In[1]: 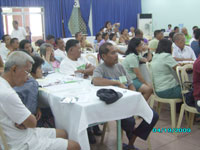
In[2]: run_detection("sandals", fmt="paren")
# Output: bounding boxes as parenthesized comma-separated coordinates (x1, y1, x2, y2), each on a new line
(123, 143, 140, 150)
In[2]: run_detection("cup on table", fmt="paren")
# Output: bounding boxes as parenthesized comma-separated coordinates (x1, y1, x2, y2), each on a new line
(75, 72, 84, 78)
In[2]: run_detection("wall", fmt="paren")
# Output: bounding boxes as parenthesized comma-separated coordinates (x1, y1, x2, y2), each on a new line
(141, 0, 200, 35)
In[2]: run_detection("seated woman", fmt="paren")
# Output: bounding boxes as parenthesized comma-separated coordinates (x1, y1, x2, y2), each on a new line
(14, 55, 55, 127)
(122, 38, 153, 100)
(94, 32, 102, 52)
(19, 39, 39, 57)
(40, 43, 60, 72)
(151, 39, 182, 99)
(109, 33, 125, 55)
(99, 32, 109, 47)
(103, 21, 112, 34)
(119, 29, 130, 45)
(80, 35, 93, 51)
(191, 29, 200, 58)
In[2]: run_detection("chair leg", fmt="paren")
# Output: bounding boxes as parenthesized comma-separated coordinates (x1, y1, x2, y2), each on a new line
(170, 102, 176, 129)
(149, 98, 155, 108)
(147, 136, 152, 150)
(177, 104, 185, 128)
(100, 123, 108, 143)
(156, 102, 162, 115)
(185, 111, 189, 125)
(189, 113, 195, 129)
(187, 113, 192, 128)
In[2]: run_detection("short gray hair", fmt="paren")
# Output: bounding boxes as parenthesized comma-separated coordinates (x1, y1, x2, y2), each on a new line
(4, 51, 34, 72)
(40, 43, 53, 57)
(173, 33, 185, 42)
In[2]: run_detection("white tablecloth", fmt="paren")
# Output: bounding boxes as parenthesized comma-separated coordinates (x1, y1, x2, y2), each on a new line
(38, 73, 153, 150)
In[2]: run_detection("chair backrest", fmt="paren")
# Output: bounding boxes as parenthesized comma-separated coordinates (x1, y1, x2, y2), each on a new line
(85, 54, 99, 67)
(0, 123, 9, 150)
(146, 62, 158, 97)
(176, 64, 193, 104)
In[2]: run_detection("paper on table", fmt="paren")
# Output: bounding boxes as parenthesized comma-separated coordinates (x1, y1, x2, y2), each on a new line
(60, 97, 79, 103)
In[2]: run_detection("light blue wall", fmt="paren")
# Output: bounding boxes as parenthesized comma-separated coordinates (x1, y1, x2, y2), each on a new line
(141, 0, 200, 35)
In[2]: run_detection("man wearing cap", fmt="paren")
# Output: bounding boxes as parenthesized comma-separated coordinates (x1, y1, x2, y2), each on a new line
(92, 42, 159, 150)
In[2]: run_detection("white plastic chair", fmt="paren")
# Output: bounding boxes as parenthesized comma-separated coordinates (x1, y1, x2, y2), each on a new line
(146, 62, 182, 129)
(85, 54, 99, 67)
(176, 64, 200, 129)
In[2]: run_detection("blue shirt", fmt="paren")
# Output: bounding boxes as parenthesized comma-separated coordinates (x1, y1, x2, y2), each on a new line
(191, 41, 200, 58)
(14, 77, 39, 114)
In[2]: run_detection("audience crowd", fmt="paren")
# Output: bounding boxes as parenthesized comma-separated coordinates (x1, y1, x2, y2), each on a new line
(0, 20, 200, 150)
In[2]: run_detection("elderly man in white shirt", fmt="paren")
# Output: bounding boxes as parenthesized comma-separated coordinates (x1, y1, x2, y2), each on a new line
(172, 33, 196, 62)
(0, 51, 80, 150)
(54, 38, 66, 61)
(11, 21, 27, 42)
(60, 39, 95, 77)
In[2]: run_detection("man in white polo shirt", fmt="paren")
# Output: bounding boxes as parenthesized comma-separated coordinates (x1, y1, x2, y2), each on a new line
(0, 51, 80, 150)
(60, 39, 95, 77)
(11, 21, 27, 42)
(172, 33, 196, 62)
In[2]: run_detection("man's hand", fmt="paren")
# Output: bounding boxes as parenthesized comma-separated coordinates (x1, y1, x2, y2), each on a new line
(117, 82, 127, 89)
(75, 70, 84, 74)
(36, 108, 42, 121)
(15, 123, 26, 130)
(140, 57, 148, 63)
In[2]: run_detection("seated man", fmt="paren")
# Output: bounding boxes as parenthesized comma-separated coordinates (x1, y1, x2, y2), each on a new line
(54, 38, 66, 61)
(0, 34, 11, 62)
(0, 51, 80, 150)
(6, 38, 19, 56)
(92, 42, 159, 149)
(149, 30, 163, 52)
(60, 39, 95, 77)
(173, 33, 196, 62)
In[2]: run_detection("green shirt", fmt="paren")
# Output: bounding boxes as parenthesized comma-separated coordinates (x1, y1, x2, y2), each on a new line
(151, 53, 179, 92)
(149, 38, 159, 51)
(122, 53, 140, 80)
(185, 34, 192, 45)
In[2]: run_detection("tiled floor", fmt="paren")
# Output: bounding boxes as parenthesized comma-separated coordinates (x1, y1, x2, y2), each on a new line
(90, 104, 200, 150)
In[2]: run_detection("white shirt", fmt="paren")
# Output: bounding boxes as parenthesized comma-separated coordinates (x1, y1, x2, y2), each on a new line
(60, 55, 89, 75)
(0, 43, 10, 62)
(0, 77, 34, 149)
(11, 27, 27, 42)
(172, 44, 196, 61)
(129, 32, 135, 37)
(54, 49, 67, 61)
(108, 40, 117, 46)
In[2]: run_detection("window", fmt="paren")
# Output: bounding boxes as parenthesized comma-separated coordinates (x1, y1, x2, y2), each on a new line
(2, 7, 45, 41)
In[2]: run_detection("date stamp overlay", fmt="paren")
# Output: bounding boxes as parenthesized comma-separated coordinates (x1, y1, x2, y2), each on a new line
(152, 128, 191, 133)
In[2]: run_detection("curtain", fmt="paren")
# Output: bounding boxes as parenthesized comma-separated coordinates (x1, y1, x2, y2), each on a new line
(92, 0, 141, 35)
(0, 0, 63, 39)
(0, 7, 4, 39)
(79, 0, 91, 36)
(62, 0, 74, 37)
